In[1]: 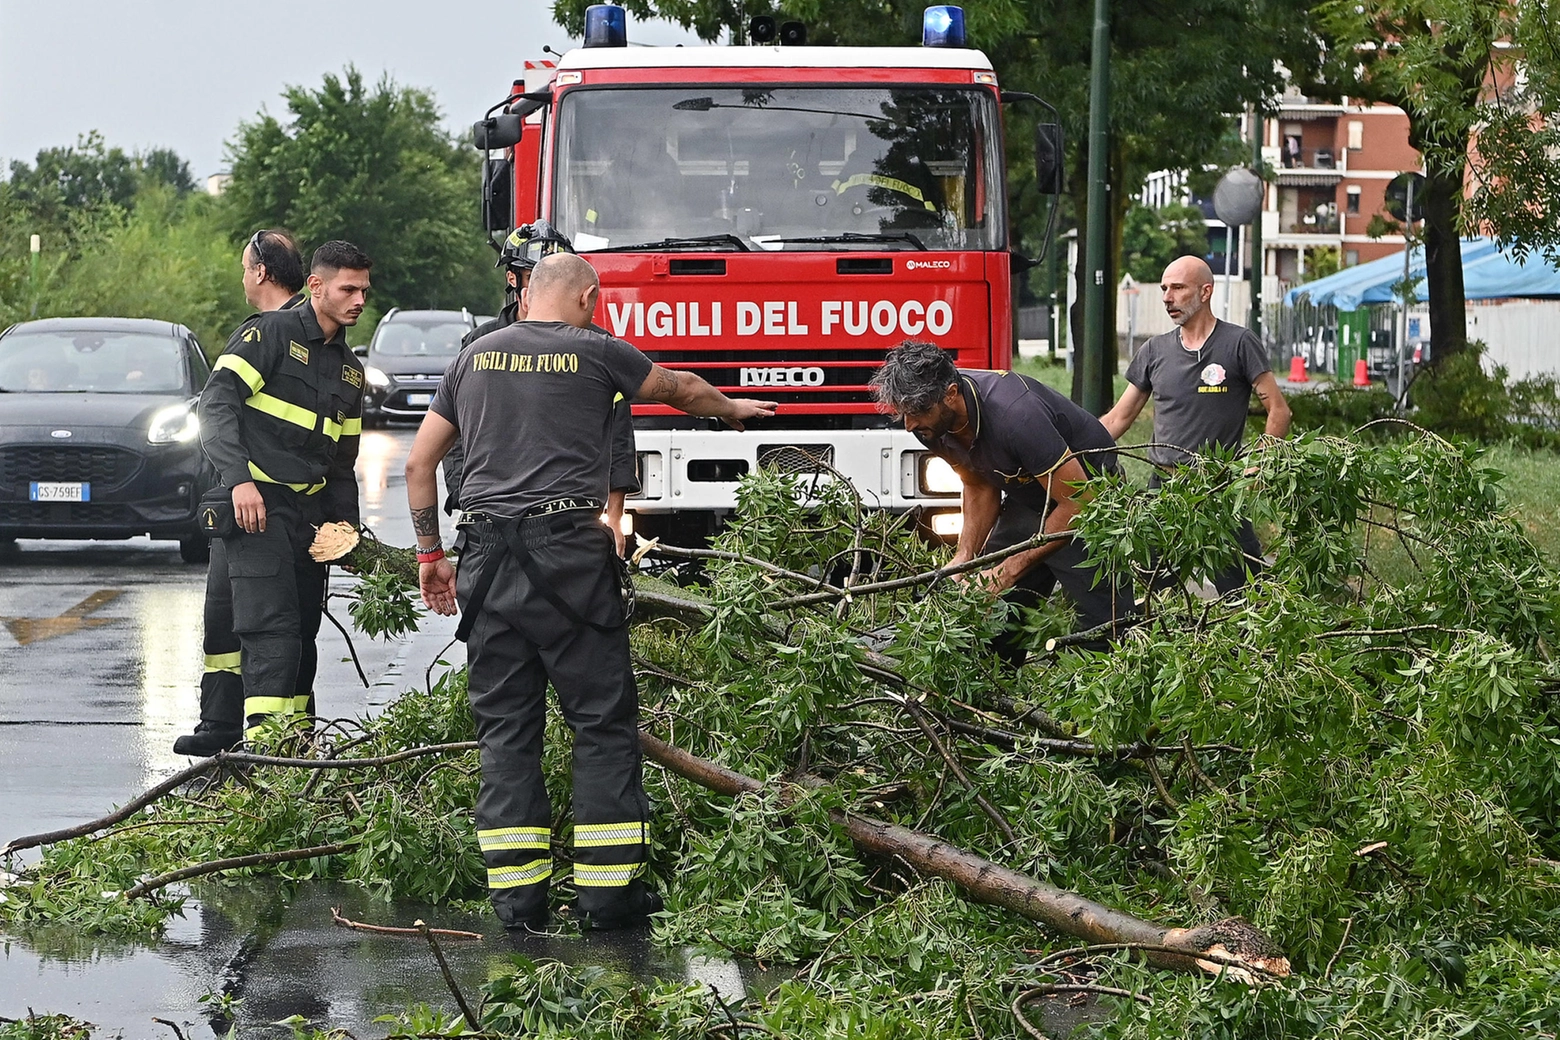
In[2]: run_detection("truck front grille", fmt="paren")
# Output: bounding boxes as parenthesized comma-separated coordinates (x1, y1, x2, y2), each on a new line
(643, 346, 885, 406)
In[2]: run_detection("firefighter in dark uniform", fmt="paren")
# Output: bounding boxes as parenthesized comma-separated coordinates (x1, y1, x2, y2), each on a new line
(196, 240, 372, 743)
(871, 339, 1135, 664)
(445, 222, 640, 553)
(405, 253, 776, 931)
(175, 229, 312, 756)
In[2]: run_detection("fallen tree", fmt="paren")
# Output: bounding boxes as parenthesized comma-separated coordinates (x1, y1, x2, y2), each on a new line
(4, 427, 1560, 1038)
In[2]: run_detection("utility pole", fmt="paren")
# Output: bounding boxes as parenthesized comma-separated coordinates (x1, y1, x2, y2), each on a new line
(1248, 106, 1264, 336)
(1079, 0, 1111, 413)
(29, 234, 40, 317)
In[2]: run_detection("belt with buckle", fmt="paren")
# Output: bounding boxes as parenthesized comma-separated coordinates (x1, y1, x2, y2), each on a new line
(458, 497, 602, 529)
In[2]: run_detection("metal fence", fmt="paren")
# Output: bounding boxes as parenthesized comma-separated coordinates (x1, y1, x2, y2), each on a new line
(1267, 299, 1401, 377)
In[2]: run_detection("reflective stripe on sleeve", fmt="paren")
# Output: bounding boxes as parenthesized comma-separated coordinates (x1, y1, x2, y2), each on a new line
(320, 416, 362, 442)
(247, 462, 327, 495)
(573, 821, 648, 848)
(292, 694, 312, 714)
(203, 651, 242, 674)
(479, 826, 550, 853)
(573, 861, 646, 887)
(214, 354, 265, 394)
(246, 392, 318, 432)
(488, 859, 552, 889)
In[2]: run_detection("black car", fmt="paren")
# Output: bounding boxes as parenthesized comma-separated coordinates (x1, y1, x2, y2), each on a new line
(0, 317, 215, 562)
(361, 308, 477, 423)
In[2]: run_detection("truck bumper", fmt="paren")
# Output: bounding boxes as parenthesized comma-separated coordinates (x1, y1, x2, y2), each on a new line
(624, 428, 962, 515)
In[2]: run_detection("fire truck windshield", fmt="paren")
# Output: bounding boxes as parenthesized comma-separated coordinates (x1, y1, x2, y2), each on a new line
(552, 86, 1003, 253)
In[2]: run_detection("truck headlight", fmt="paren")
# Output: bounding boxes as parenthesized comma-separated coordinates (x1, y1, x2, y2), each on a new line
(365, 366, 391, 389)
(919, 455, 962, 496)
(148, 403, 199, 444)
(928, 511, 963, 537)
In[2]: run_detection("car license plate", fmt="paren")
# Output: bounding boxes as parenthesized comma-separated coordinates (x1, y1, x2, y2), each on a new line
(406, 393, 434, 406)
(30, 482, 90, 502)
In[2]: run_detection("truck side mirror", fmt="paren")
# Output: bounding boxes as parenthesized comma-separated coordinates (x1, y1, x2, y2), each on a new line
(1034, 123, 1064, 195)
(482, 157, 513, 236)
(473, 113, 523, 151)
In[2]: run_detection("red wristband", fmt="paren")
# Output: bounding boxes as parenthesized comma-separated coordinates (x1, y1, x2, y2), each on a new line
(416, 548, 445, 564)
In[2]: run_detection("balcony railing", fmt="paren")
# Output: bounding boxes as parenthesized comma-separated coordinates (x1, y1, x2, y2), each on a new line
(1283, 215, 1341, 235)
(1279, 147, 1340, 170)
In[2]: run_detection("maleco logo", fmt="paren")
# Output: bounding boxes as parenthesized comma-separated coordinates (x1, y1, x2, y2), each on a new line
(740, 366, 826, 387)
(905, 259, 952, 271)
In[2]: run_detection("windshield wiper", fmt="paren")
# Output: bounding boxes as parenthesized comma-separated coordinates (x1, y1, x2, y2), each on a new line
(588, 235, 751, 253)
(763, 232, 927, 251)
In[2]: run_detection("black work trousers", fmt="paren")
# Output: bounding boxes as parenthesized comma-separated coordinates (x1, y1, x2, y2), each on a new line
(457, 511, 648, 927)
(196, 536, 321, 733)
(984, 500, 1136, 665)
(216, 485, 326, 735)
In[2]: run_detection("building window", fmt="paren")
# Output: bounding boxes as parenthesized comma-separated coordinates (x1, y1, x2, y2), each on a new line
(1346, 186, 1361, 214)
(1348, 120, 1364, 150)
(1345, 249, 1360, 267)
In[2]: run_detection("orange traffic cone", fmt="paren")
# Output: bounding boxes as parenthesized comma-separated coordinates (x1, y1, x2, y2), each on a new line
(1353, 359, 1370, 386)
(1288, 355, 1308, 383)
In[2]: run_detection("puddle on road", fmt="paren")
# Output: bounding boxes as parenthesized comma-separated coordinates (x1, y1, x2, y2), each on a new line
(1, 879, 750, 1038)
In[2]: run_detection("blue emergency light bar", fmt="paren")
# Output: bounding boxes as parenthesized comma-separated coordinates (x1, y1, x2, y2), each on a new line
(584, 4, 628, 48)
(922, 5, 967, 48)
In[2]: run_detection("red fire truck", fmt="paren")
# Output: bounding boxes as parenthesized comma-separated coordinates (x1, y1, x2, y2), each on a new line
(473, 5, 1060, 545)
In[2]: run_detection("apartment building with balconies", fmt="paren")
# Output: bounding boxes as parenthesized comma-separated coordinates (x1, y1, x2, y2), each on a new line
(1263, 91, 1422, 286)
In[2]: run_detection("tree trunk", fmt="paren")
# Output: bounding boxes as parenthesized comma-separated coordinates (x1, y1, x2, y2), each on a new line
(639, 730, 1290, 980)
(1419, 154, 1470, 362)
(1399, 56, 1485, 365)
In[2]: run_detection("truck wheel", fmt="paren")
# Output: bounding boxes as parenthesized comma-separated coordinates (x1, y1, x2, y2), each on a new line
(179, 535, 211, 565)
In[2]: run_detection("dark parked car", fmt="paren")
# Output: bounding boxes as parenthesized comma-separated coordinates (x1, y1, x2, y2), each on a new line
(361, 308, 477, 423)
(0, 317, 215, 562)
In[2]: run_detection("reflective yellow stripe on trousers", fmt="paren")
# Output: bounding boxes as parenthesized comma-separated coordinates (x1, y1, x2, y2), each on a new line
(573, 862, 646, 887)
(488, 859, 552, 889)
(203, 651, 242, 674)
(479, 826, 550, 853)
(573, 821, 648, 848)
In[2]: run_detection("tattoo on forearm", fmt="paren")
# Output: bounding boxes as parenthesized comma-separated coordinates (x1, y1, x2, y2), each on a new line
(411, 505, 440, 538)
(652, 368, 679, 400)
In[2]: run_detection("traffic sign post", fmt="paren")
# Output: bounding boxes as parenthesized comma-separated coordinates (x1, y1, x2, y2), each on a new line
(1389, 173, 1424, 409)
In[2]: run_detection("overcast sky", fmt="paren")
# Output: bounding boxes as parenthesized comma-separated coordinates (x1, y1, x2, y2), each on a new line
(0, 1, 708, 181)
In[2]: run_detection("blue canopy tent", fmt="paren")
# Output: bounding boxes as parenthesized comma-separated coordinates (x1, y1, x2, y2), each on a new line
(1284, 237, 1560, 312)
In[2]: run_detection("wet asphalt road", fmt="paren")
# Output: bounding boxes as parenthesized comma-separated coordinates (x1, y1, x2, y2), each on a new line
(0, 426, 745, 1036)
(0, 428, 454, 849)
(0, 426, 493, 1035)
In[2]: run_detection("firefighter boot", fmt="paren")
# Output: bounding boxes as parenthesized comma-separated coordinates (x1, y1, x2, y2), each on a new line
(575, 879, 664, 932)
(493, 886, 552, 933)
(172, 722, 242, 757)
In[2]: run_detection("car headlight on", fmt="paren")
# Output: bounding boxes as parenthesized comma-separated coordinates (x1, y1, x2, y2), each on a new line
(365, 366, 391, 389)
(919, 454, 962, 496)
(148, 403, 200, 444)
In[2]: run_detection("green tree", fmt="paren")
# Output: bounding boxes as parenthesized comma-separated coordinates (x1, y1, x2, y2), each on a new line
(553, 0, 1320, 407)
(0, 137, 224, 336)
(1315, 0, 1560, 364)
(5, 132, 193, 226)
(1121, 202, 1208, 283)
(223, 67, 500, 315)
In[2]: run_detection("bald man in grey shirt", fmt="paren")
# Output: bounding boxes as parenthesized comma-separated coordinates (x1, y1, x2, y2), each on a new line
(1102, 255, 1291, 592)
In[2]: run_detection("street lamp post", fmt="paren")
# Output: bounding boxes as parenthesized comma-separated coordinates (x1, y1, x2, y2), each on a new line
(1079, 0, 1112, 414)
